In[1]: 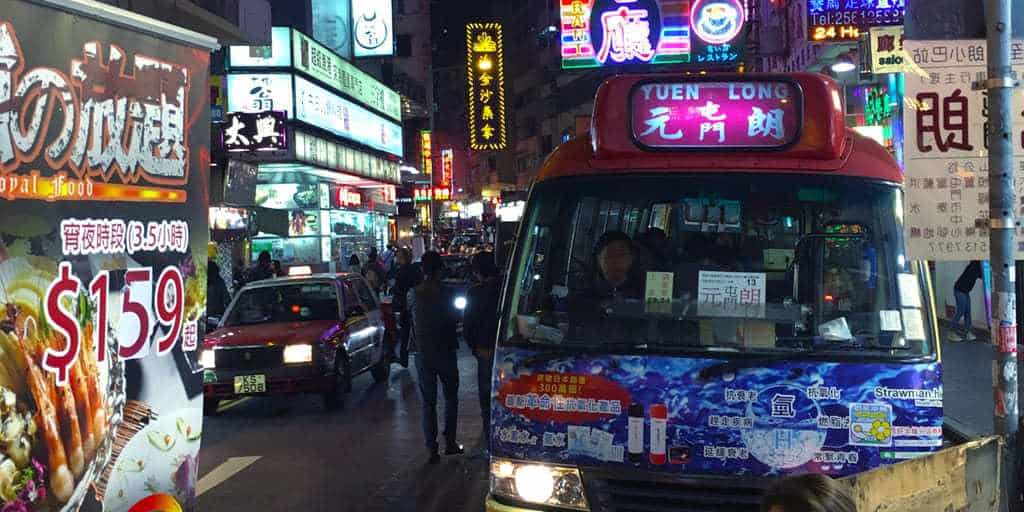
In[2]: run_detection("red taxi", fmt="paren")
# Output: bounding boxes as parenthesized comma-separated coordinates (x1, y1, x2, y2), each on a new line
(201, 273, 391, 413)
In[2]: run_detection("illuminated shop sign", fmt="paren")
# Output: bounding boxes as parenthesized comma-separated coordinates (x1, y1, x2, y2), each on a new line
(630, 80, 802, 150)
(808, 0, 904, 43)
(559, 0, 746, 69)
(229, 26, 292, 67)
(352, 0, 394, 57)
(227, 74, 403, 158)
(420, 130, 433, 175)
(440, 149, 454, 197)
(467, 23, 507, 150)
(223, 111, 288, 152)
(869, 26, 905, 74)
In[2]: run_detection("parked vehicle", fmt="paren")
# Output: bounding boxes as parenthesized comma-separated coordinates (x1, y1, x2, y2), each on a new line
(202, 273, 391, 413)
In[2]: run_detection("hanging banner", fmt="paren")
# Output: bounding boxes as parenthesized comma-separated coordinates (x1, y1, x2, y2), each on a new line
(903, 39, 1024, 260)
(467, 23, 507, 150)
(0, 0, 213, 510)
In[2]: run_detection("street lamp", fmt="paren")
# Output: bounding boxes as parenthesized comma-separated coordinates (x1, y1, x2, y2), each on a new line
(831, 52, 857, 73)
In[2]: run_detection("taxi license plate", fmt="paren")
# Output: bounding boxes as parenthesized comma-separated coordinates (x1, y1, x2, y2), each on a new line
(233, 374, 266, 394)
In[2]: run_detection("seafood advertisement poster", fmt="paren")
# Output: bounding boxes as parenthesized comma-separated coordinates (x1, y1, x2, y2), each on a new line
(0, 1, 211, 510)
(493, 348, 943, 478)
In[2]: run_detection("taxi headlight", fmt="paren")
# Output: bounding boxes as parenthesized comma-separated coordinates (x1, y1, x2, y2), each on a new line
(454, 296, 467, 310)
(490, 458, 587, 510)
(283, 344, 313, 364)
(200, 349, 216, 369)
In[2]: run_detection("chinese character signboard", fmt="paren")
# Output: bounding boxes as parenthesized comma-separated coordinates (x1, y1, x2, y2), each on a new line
(903, 39, 1024, 260)
(631, 80, 802, 149)
(0, 1, 213, 509)
(467, 23, 507, 151)
(224, 111, 288, 152)
(560, 0, 746, 69)
(351, 0, 394, 57)
(440, 149, 454, 197)
(697, 271, 767, 318)
(421, 130, 433, 175)
(808, 0, 904, 42)
(869, 26, 905, 74)
(312, 0, 353, 60)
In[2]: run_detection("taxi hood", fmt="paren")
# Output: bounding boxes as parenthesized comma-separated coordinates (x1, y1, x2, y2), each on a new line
(204, 320, 341, 348)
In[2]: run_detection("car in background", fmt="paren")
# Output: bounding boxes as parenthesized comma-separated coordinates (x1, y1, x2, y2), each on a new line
(201, 273, 390, 413)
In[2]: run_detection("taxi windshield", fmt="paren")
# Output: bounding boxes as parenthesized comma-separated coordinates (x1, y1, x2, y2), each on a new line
(225, 282, 339, 326)
(504, 174, 933, 358)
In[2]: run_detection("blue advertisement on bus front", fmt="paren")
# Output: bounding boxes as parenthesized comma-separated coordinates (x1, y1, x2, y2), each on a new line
(491, 348, 942, 477)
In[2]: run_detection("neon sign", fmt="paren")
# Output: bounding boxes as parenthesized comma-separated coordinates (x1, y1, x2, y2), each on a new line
(420, 130, 432, 175)
(630, 80, 802, 150)
(691, 0, 745, 45)
(559, 0, 745, 69)
(807, 0, 904, 43)
(467, 23, 507, 150)
(440, 149, 454, 198)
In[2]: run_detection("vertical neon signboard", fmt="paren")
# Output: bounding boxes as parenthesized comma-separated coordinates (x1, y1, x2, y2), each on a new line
(420, 130, 433, 175)
(560, 0, 745, 69)
(467, 23, 507, 150)
(440, 149, 454, 198)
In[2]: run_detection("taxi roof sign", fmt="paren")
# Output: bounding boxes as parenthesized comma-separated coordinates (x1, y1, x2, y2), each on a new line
(593, 73, 848, 162)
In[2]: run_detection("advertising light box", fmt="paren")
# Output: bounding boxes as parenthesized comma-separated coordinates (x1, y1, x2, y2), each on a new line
(225, 73, 295, 115)
(229, 26, 293, 67)
(352, 0, 394, 57)
(560, 0, 746, 69)
(808, 0, 904, 43)
(630, 80, 802, 150)
(294, 76, 403, 157)
(312, 0, 353, 60)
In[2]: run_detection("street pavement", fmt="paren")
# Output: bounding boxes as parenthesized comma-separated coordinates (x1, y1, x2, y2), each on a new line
(941, 322, 999, 439)
(197, 350, 490, 512)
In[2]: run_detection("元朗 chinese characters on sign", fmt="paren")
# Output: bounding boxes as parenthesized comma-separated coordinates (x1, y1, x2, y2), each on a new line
(466, 23, 507, 151)
(903, 40, 1024, 260)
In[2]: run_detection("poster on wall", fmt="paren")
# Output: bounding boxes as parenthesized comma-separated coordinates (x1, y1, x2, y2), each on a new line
(559, 0, 747, 69)
(903, 40, 1024, 260)
(351, 0, 394, 57)
(0, 1, 213, 510)
(312, 0, 353, 60)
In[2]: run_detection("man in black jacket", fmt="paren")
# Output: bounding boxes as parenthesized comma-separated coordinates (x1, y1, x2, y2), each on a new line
(408, 251, 462, 463)
(392, 247, 422, 366)
(463, 251, 501, 442)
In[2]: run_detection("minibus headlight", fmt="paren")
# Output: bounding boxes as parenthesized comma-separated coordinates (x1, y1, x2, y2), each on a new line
(490, 458, 588, 510)
(200, 349, 216, 369)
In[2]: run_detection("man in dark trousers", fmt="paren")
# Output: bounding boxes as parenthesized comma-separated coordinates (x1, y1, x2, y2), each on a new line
(407, 251, 463, 463)
(952, 260, 982, 341)
(392, 247, 422, 366)
(463, 251, 501, 450)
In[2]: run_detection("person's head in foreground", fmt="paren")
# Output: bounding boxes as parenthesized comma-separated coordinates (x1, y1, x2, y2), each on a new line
(760, 473, 855, 512)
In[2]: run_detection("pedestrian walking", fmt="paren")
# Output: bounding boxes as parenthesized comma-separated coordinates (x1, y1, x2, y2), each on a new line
(207, 261, 229, 318)
(244, 251, 275, 284)
(463, 251, 500, 448)
(407, 251, 463, 463)
(347, 253, 362, 273)
(382, 244, 396, 274)
(760, 473, 855, 512)
(392, 247, 422, 366)
(272, 260, 285, 278)
(951, 260, 982, 341)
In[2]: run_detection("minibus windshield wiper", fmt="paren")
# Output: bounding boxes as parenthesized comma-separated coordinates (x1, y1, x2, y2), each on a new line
(697, 348, 815, 381)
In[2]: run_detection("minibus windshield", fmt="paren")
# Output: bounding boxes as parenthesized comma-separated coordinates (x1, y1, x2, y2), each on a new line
(504, 174, 933, 358)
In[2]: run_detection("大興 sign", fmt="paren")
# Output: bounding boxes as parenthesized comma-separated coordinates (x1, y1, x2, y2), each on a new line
(0, 0, 213, 509)
(630, 80, 802, 150)
(224, 111, 288, 152)
(903, 39, 1024, 260)
(559, 0, 746, 69)
(807, 0, 904, 43)
(869, 26, 905, 74)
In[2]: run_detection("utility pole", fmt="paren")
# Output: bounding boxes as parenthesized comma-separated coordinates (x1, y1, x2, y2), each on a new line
(985, 0, 1021, 509)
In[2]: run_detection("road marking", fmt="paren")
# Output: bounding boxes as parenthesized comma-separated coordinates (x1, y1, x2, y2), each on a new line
(196, 456, 262, 496)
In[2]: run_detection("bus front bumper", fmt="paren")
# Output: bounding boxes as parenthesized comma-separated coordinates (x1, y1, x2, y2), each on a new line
(485, 496, 544, 512)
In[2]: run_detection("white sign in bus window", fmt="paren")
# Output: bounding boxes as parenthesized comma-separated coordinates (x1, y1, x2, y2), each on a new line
(697, 271, 766, 318)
